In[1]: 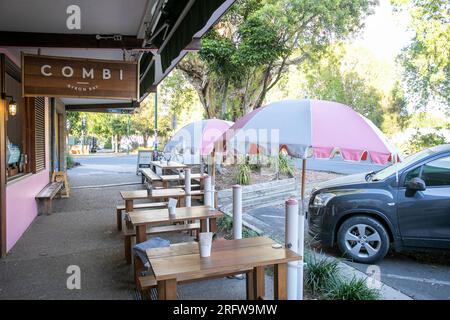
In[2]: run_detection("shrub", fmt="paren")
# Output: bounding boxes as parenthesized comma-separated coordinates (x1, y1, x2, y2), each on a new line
(216, 214, 259, 239)
(236, 163, 251, 185)
(305, 251, 340, 296)
(66, 154, 75, 169)
(324, 277, 380, 300)
(278, 153, 295, 177)
(305, 250, 380, 300)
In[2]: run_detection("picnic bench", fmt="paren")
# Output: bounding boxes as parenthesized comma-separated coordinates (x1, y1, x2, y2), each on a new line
(124, 206, 222, 264)
(116, 202, 167, 231)
(139, 168, 162, 186)
(139, 237, 302, 300)
(35, 182, 63, 215)
(123, 222, 201, 264)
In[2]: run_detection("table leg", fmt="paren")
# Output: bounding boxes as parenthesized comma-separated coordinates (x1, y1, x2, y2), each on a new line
(136, 225, 147, 244)
(157, 279, 177, 300)
(209, 218, 217, 233)
(200, 219, 208, 233)
(253, 266, 265, 300)
(273, 263, 287, 300)
(125, 200, 133, 213)
(246, 271, 255, 300)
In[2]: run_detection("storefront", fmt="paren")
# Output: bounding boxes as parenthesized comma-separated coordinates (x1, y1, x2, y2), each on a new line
(1, 52, 52, 255)
(0, 0, 236, 256)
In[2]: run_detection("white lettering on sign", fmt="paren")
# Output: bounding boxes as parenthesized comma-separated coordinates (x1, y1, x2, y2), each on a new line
(66, 5, 81, 30)
(103, 68, 111, 80)
(62, 66, 74, 78)
(82, 68, 94, 79)
(41, 65, 52, 76)
(39, 65, 124, 80)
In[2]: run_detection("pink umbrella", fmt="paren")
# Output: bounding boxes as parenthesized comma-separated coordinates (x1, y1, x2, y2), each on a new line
(164, 119, 233, 164)
(221, 99, 398, 199)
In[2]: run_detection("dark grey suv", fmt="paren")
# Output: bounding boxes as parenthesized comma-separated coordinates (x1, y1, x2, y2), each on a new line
(308, 144, 450, 263)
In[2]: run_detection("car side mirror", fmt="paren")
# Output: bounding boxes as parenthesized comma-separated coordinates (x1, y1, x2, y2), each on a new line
(405, 177, 426, 192)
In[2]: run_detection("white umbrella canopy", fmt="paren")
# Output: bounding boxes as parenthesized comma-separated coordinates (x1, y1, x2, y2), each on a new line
(164, 119, 234, 164)
(222, 99, 398, 164)
(219, 99, 399, 200)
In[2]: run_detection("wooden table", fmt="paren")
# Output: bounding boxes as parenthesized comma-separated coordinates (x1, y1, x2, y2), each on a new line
(120, 188, 187, 213)
(150, 160, 187, 175)
(160, 173, 209, 188)
(129, 205, 223, 244)
(146, 237, 302, 300)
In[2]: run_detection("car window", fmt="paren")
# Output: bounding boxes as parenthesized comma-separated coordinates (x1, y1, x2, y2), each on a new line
(404, 166, 421, 185)
(421, 156, 450, 187)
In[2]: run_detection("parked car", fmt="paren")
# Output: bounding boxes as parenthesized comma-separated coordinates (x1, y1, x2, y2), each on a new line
(308, 144, 450, 263)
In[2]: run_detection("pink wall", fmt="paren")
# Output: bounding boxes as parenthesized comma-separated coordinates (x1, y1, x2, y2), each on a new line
(5, 99, 50, 252)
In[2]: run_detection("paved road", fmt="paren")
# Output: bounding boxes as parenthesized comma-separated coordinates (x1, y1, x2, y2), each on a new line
(247, 204, 450, 300)
(68, 154, 140, 187)
(293, 156, 386, 174)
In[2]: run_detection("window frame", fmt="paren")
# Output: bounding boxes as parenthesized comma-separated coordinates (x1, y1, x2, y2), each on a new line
(401, 153, 450, 189)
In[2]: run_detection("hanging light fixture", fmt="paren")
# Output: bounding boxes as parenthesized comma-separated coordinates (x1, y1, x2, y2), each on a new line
(8, 99, 17, 116)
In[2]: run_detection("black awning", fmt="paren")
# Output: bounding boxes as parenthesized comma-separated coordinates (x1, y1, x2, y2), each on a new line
(139, 0, 233, 100)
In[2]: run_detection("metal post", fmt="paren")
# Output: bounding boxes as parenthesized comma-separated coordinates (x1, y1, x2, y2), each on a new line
(184, 168, 191, 207)
(153, 90, 158, 150)
(285, 198, 299, 300)
(204, 176, 212, 232)
(232, 185, 243, 240)
(297, 158, 307, 300)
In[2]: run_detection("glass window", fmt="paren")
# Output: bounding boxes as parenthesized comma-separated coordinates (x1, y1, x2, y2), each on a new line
(404, 166, 421, 185)
(421, 156, 450, 187)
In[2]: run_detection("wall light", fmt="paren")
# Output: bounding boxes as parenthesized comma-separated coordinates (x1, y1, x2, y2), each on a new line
(8, 100, 17, 116)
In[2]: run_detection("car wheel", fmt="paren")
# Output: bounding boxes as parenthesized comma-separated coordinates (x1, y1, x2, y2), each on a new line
(337, 216, 389, 264)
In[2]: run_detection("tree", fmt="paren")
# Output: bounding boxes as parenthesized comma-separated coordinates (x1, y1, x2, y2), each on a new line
(299, 46, 385, 126)
(407, 130, 447, 154)
(178, 0, 377, 120)
(393, 0, 450, 111)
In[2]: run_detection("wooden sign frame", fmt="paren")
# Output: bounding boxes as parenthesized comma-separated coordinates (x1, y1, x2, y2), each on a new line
(22, 53, 139, 100)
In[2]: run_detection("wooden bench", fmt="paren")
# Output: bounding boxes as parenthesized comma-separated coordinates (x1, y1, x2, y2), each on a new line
(123, 223, 201, 264)
(116, 202, 167, 231)
(35, 182, 63, 215)
(140, 168, 162, 185)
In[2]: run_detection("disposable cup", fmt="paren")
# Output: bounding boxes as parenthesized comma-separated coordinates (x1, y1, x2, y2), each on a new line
(198, 232, 213, 258)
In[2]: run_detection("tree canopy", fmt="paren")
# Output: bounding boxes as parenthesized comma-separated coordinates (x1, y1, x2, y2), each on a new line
(393, 0, 450, 111)
(179, 0, 378, 120)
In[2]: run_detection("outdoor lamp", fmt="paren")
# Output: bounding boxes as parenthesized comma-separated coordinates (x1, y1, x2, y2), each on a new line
(8, 100, 17, 116)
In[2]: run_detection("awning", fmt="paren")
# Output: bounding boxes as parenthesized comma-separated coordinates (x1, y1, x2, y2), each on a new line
(0, 0, 235, 109)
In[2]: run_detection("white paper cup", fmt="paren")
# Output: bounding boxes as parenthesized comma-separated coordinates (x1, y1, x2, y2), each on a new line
(198, 232, 213, 258)
(168, 206, 176, 218)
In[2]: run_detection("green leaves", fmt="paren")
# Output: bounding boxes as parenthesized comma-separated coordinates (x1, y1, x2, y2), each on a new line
(394, 0, 450, 111)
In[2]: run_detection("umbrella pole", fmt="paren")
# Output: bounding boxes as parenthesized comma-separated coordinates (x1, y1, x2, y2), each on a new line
(211, 148, 216, 209)
(300, 159, 306, 201)
(297, 158, 306, 300)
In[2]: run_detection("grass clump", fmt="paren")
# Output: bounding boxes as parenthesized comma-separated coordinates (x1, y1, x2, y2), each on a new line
(325, 277, 380, 300)
(235, 163, 251, 185)
(216, 214, 259, 239)
(305, 250, 380, 300)
(305, 251, 340, 296)
(277, 153, 295, 177)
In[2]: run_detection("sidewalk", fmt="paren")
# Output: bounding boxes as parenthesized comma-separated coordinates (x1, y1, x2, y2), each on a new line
(0, 180, 271, 299)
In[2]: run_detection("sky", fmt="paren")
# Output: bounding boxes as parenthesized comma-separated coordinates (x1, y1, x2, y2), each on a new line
(355, 0, 413, 63)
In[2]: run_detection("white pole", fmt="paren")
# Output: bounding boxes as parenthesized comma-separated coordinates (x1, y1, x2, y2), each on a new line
(285, 198, 299, 300)
(204, 175, 212, 232)
(232, 185, 243, 240)
(184, 168, 191, 207)
(297, 158, 306, 300)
